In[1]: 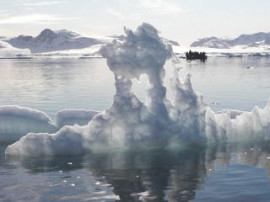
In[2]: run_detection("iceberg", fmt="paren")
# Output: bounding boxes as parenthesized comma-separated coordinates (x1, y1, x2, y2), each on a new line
(5, 23, 270, 157)
(6, 126, 86, 156)
(206, 102, 270, 143)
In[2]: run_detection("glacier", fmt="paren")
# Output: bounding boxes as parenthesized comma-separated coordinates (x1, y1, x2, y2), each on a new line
(4, 23, 270, 157)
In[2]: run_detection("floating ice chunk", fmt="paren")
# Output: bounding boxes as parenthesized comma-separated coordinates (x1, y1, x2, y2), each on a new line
(55, 109, 99, 129)
(0, 105, 56, 142)
(206, 102, 270, 142)
(5, 125, 86, 157)
(0, 106, 99, 143)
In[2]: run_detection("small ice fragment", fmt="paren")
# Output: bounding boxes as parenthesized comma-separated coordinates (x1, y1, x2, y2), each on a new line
(76, 176, 81, 179)
(70, 183, 75, 187)
(58, 170, 63, 173)
(267, 157, 270, 160)
(181, 190, 191, 196)
(95, 181, 101, 185)
(63, 180, 67, 183)
(250, 148, 254, 151)
(210, 102, 221, 106)
(101, 183, 111, 187)
(67, 162, 72, 165)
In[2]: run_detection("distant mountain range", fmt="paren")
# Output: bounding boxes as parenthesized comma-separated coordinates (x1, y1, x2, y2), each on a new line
(0, 29, 180, 54)
(4, 29, 107, 53)
(191, 32, 270, 49)
(0, 29, 269, 58)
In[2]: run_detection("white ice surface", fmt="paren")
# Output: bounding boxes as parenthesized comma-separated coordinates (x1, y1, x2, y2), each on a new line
(0, 106, 100, 143)
(56, 109, 99, 129)
(0, 105, 56, 142)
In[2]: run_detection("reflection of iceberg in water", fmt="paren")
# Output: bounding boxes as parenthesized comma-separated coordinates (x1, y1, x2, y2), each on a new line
(4, 23, 270, 157)
(8, 143, 270, 201)
(10, 149, 207, 201)
(85, 150, 207, 201)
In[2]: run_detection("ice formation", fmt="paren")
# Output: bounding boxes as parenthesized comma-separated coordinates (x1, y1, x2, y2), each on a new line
(0, 106, 100, 143)
(5, 23, 270, 157)
(55, 109, 99, 129)
(6, 126, 86, 156)
(0, 105, 56, 142)
(206, 102, 270, 143)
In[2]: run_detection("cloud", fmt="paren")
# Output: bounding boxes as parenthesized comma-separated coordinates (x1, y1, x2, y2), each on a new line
(0, 10, 11, 17)
(106, 8, 139, 21)
(0, 14, 78, 24)
(106, 0, 189, 21)
(23, 1, 64, 6)
(141, 0, 189, 15)
(106, 8, 125, 19)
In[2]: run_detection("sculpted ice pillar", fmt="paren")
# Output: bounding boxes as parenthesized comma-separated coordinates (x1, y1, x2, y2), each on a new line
(101, 23, 172, 121)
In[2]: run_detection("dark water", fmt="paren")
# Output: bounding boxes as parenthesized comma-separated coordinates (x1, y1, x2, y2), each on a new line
(1, 143, 270, 201)
(0, 57, 270, 201)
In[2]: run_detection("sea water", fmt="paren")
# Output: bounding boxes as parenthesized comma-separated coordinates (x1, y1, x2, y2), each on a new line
(1, 57, 270, 201)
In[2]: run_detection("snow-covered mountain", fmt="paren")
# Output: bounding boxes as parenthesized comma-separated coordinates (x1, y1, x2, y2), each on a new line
(228, 32, 270, 47)
(191, 32, 270, 49)
(0, 29, 180, 58)
(190, 37, 230, 49)
(0, 38, 31, 58)
(1, 29, 269, 58)
(4, 29, 106, 53)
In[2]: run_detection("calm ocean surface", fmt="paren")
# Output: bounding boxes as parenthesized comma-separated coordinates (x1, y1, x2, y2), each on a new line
(0, 57, 270, 201)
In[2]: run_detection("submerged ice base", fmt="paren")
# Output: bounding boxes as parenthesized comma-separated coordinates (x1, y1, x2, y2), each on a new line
(4, 23, 270, 157)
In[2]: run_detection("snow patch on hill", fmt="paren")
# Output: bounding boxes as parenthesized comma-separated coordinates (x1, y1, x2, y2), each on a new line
(191, 32, 270, 50)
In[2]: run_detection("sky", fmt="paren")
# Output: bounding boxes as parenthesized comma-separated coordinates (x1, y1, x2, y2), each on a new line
(0, 0, 269, 46)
